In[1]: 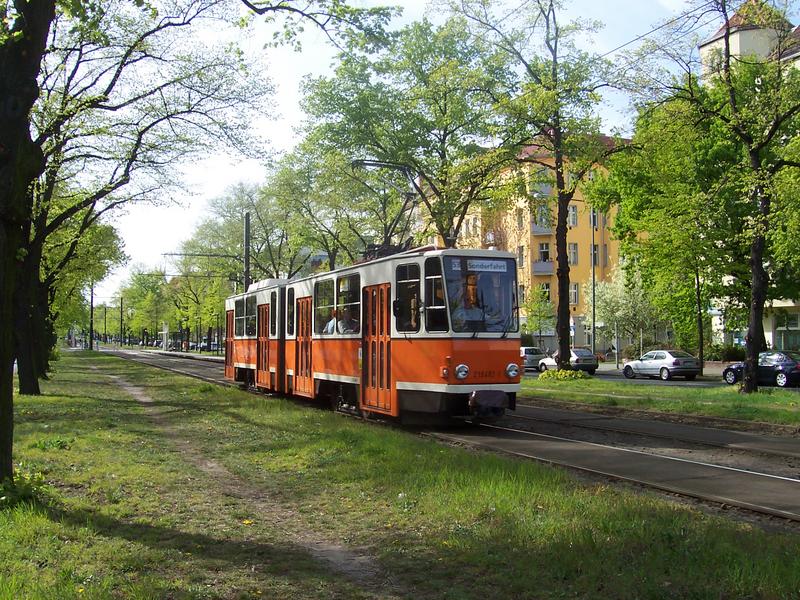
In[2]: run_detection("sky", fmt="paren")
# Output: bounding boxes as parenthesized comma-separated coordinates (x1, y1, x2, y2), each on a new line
(93, 0, 707, 302)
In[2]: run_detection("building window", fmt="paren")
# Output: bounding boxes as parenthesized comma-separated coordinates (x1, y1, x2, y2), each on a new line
(568, 204, 578, 227)
(517, 245, 525, 266)
(569, 282, 579, 305)
(540, 282, 550, 301)
(516, 208, 524, 230)
(591, 244, 598, 266)
(519, 284, 526, 303)
(536, 204, 550, 228)
(538, 242, 550, 262)
(568, 242, 578, 265)
(472, 216, 479, 236)
(590, 208, 598, 229)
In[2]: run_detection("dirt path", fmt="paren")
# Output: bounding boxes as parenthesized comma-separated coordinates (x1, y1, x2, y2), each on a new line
(100, 369, 406, 599)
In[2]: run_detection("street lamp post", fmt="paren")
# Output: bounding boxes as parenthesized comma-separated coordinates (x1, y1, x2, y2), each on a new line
(591, 209, 596, 356)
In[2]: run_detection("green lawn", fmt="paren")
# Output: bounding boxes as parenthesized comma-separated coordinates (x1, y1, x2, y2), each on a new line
(3, 351, 800, 598)
(521, 374, 800, 425)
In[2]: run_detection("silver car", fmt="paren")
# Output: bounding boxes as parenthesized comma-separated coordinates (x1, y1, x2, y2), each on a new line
(538, 347, 598, 375)
(520, 346, 547, 371)
(623, 349, 700, 381)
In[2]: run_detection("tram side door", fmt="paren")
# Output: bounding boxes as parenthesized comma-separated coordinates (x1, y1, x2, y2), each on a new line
(361, 283, 391, 412)
(295, 297, 313, 396)
(256, 304, 269, 388)
(224, 310, 234, 379)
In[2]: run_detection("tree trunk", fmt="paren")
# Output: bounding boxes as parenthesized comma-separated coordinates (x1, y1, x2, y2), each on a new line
(0, 1, 56, 481)
(742, 230, 768, 393)
(14, 225, 49, 395)
(554, 186, 571, 370)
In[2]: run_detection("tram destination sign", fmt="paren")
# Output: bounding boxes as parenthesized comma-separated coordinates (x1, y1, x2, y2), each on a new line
(466, 259, 507, 272)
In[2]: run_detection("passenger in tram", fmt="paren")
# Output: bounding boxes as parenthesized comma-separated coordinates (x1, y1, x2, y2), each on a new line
(323, 309, 338, 334)
(337, 307, 359, 334)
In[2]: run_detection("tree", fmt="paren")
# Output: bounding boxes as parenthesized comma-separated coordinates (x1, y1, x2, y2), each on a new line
(585, 268, 665, 356)
(14, 0, 272, 396)
(628, 0, 800, 392)
(303, 16, 512, 247)
(455, 0, 629, 370)
(521, 288, 555, 349)
(0, 0, 394, 484)
(590, 100, 749, 366)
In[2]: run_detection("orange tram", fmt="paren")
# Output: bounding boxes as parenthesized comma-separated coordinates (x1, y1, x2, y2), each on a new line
(224, 247, 522, 422)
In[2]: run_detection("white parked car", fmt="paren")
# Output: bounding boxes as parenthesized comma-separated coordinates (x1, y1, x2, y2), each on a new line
(623, 349, 700, 381)
(520, 346, 548, 370)
(538, 347, 598, 375)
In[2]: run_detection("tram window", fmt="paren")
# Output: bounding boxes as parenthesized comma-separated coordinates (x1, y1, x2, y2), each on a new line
(287, 288, 295, 335)
(270, 291, 277, 336)
(395, 263, 420, 332)
(245, 295, 257, 336)
(314, 279, 335, 335)
(424, 257, 448, 332)
(234, 298, 245, 337)
(337, 274, 360, 334)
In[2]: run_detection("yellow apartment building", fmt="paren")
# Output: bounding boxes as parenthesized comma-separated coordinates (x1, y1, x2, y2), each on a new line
(452, 157, 620, 352)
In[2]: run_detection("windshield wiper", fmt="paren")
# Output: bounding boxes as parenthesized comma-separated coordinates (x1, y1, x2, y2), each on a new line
(500, 305, 518, 339)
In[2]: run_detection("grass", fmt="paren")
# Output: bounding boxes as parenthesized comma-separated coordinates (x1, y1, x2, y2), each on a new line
(520, 374, 800, 426)
(3, 351, 800, 598)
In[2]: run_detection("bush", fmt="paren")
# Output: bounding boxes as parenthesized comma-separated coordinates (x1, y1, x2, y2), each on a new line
(538, 368, 589, 381)
(706, 344, 745, 362)
(0, 466, 46, 510)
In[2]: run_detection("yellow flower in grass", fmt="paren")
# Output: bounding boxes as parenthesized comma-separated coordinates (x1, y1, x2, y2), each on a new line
(242, 519, 254, 525)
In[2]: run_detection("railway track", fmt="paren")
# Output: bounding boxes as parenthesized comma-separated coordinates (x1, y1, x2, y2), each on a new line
(106, 348, 800, 523)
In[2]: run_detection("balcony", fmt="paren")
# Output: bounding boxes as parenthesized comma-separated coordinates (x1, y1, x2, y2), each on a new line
(532, 222, 552, 235)
(532, 260, 554, 275)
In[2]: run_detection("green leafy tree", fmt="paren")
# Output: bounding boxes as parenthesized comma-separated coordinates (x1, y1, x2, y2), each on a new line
(303, 16, 512, 247)
(13, 0, 272, 395)
(455, 0, 629, 370)
(628, 0, 800, 392)
(0, 0, 394, 485)
(591, 100, 747, 365)
(521, 289, 555, 350)
(584, 268, 665, 357)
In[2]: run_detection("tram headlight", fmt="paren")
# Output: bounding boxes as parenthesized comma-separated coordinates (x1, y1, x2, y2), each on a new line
(506, 363, 520, 378)
(455, 363, 469, 380)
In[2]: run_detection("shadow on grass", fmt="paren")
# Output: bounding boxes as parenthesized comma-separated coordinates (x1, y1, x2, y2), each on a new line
(44, 503, 338, 584)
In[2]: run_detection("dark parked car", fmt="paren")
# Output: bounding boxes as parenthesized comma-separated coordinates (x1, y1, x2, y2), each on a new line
(722, 351, 800, 388)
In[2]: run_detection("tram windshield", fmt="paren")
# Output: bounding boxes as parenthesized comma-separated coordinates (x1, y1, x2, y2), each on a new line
(442, 256, 519, 333)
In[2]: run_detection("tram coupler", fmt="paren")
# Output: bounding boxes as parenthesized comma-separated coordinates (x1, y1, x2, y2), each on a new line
(468, 390, 509, 419)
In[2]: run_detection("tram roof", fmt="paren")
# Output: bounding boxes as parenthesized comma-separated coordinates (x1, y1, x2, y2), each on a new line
(231, 246, 516, 299)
